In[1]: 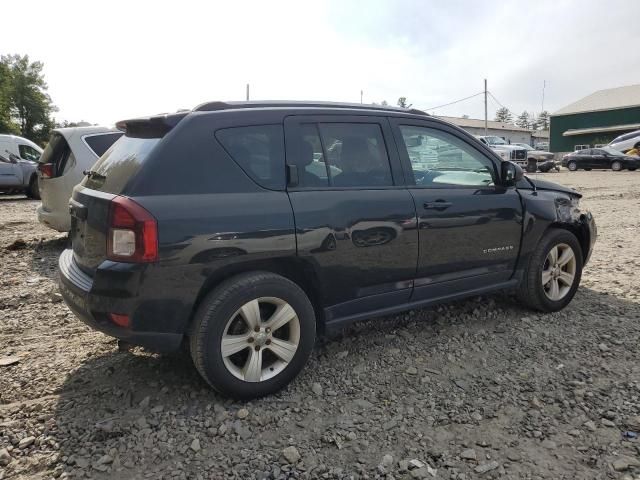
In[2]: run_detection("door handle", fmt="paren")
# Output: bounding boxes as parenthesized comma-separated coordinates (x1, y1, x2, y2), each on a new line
(424, 200, 452, 210)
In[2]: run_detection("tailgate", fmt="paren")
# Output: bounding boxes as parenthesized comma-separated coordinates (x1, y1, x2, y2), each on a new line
(69, 186, 115, 274)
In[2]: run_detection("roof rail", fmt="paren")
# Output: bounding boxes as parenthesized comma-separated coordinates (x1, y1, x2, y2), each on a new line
(193, 100, 428, 116)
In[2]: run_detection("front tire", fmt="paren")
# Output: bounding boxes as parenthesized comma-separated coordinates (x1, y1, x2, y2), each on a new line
(190, 272, 316, 399)
(567, 161, 578, 171)
(611, 160, 622, 171)
(517, 229, 583, 312)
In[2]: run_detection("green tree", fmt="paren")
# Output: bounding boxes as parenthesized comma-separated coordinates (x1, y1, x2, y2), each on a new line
(515, 111, 530, 129)
(1, 54, 56, 145)
(397, 97, 412, 108)
(536, 110, 549, 130)
(0, 61, 19, 134)
(494, 107, 513, 123)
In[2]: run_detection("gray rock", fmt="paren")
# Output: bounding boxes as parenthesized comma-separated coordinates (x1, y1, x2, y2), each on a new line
(460, 448, 477, 461)
(97, 454, 113, 465)
(598, 343, 610, 352)
(138, 396, 150, 408)
(583, 420, 596, 432)
(0, 448, 12, 466)
(236, 408, 249, 419)
(75, 457, 89, 469)
(406, 366, 418, 375)
(380, 454, 394, 467)
(18, 436, 35, 449)
(408, 459, 426, 469)
(312, 383, 323, 396)
(601, 418, 616, 427)
(190, 438, 201, 452)
(282, 446, 301, 464)
(474, 461, 499, 473)
(506, 450, 521, 462)
(541, 439, 556, 449)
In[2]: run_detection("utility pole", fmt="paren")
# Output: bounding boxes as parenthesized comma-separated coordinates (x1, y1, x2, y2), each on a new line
(246, 84, 250, 101)
(360, 90, 363, 104)
(541, 80, 546, 112)
(484, 79, 488, 136)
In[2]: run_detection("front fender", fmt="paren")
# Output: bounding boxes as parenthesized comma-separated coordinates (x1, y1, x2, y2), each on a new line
(515, 188, 595, 278)
(19, 161, 37, 186)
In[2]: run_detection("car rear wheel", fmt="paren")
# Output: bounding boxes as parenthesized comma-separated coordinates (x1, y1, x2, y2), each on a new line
(190, 272, 316, 399)
(26, 176, 40, 200)
(567, 161, 578, 171)
(611, 160, 623, 171)
(517, 229, 583, 312)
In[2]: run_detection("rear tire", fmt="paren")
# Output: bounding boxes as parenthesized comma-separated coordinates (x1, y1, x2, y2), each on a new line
(611, 160, 622, 171)
(517, 229, 583, 312)
(26, 176, 40, 200)
(567, 161, 578, 171)
(189, 272, 316, 399)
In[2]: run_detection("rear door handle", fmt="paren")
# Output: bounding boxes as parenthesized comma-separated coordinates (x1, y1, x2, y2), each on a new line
(424, 200, 452, 210)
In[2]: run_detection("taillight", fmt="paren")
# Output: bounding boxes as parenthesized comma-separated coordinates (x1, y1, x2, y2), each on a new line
(107, 196, 158, 263)
(38, 163, 54, 179)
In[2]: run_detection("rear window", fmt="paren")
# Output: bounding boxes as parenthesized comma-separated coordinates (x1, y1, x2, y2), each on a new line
(215, 125, 285, 190)
(83, 132, 124, 157)
(82, 136, 160, 193)
(40, 133, 73, 175)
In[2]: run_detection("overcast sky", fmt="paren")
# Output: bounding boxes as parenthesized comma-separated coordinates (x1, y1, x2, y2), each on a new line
(3, 0, 640, 125)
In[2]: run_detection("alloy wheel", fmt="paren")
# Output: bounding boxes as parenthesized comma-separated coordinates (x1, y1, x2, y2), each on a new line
(542, 243, 577, 301)
(220, 297, 300, 382)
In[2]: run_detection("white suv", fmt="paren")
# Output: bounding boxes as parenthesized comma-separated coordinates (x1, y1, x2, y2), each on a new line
(37, 126, 123, 231)
(608, 129, 640, 153)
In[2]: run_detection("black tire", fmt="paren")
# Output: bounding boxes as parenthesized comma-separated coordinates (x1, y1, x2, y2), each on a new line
(526, 159, 537, 173)
(189, 271, 316, 399)
(611, 160, 622, 171)
(584, 168, 592, 171)
(26, 175, 40, 200)
(517, 229, 583, 312)
(567, 161, 578, 171)
(629, 168, 637, 171)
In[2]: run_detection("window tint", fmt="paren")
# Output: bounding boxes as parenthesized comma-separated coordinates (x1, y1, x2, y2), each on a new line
(84, 132, 124, 157)
(399, 126, 495, 187)
(215, 125, 285, 190)
(39, 133, 72, 174)
(82, 136, 160, 193)
(293, 124, 330, 188)
(18, 144, 41, 161)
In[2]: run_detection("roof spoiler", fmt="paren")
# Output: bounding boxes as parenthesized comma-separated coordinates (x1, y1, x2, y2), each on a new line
(115, 113, 187, 138)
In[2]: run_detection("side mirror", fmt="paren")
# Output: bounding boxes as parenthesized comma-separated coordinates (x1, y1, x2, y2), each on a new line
(502, 161, 524, 186)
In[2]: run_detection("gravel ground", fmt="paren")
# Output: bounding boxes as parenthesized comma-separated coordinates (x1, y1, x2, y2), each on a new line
(1, 170, 639, 480)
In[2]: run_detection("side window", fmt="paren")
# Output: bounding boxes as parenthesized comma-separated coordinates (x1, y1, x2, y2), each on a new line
(84, 133, 124, 157)
(18, 145, 41, 161)
(293, 124, 330, 188)
(215, 125, 285, 190)
(318, 123, 392, 187)
(399, 125, 495, 187)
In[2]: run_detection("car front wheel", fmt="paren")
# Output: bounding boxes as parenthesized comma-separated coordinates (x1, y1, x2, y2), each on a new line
(190, 272, 316, 399)
(518, 229, 583, 312)
(611, 160, 623, 171)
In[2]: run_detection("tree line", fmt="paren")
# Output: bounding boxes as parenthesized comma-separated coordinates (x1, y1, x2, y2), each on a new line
(494, 107, 549, 131)
(0, 54, 57, 146)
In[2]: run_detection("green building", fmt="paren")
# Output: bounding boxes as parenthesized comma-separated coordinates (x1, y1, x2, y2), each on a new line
(549, 84, 640, 152)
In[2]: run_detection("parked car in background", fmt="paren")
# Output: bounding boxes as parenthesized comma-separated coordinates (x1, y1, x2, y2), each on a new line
(37, 127, 123, 231)
(475, 135, 528, 168)
(512, 143, 559, 173)
(561, 147, 639, 171)
(58, 101, 596, 399)
(0, 134, 43, 198)
(608, 129, 640, 153)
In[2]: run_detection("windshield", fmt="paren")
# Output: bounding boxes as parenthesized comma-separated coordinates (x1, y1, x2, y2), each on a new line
(484, 136, 506, 145)
(516, 143, 534, 151)
(601, 146, 624, 156)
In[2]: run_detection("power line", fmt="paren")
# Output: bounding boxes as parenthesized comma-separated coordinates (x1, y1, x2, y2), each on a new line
(424, 91, 485, 111)
(487, 91, 507, 110)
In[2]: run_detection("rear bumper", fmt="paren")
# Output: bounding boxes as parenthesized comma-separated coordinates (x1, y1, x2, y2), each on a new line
(58, 249, 182, 352)
(37, 205, 70, 232)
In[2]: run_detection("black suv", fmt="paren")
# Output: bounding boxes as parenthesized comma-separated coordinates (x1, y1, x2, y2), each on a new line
(59, 101, 596, 399)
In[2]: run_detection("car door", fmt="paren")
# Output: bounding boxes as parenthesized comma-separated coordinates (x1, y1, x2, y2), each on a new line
(389, 118, 523, 301)
(0, 151, 21, 186)
(284, 115, 418, 322)
(590, 149, 607, 169)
